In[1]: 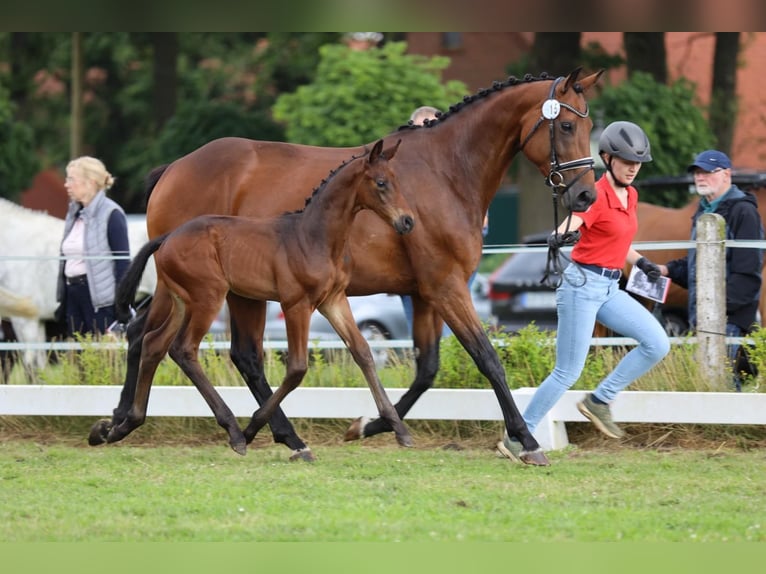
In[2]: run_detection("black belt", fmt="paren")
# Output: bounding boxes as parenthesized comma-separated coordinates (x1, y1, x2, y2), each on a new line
(578, 263, 622, 280)
(66, 274, 88, 286)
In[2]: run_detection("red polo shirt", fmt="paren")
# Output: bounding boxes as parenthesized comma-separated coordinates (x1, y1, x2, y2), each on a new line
(571, 175, 638, 269)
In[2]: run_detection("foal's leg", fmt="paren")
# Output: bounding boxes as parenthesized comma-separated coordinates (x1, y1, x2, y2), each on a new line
(347, 295, 440, 439)
(89, 300, 151, 446)
(243, 305, 313, 443)
(226, 293, 313, 461)
(168, 302, 247, 455)
(321, 295, 412, 447)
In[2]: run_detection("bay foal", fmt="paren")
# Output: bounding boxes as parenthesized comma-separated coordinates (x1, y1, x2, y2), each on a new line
(107, 140, 414, 454)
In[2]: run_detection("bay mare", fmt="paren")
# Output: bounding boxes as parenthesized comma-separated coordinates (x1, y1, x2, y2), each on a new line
(92, 69, 604, 466)
(107, 141, 416, 454)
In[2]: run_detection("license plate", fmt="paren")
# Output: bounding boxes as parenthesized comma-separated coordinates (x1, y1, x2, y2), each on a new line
(518, 291, 556, 310)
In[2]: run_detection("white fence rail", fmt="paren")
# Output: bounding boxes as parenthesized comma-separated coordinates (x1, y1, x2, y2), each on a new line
(1, 385, 764, 451)
(2, 239, 765, 452)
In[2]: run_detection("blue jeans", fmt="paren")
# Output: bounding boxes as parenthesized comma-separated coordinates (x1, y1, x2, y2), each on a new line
(523, 263, 670, 433)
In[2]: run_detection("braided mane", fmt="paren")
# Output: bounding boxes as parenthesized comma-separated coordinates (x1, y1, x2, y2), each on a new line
(284, 148, 370, 215)
(397, 72, 584, 130)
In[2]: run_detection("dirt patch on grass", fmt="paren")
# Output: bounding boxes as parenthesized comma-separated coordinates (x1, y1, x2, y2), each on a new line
(2, 416, 764, 453)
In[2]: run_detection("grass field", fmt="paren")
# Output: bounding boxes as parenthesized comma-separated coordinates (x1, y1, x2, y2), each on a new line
(1, 418, 764, 543)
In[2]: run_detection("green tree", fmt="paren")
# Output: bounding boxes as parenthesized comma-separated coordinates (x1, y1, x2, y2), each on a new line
(591, 71, 715, 206)
(0, 84, 39, 200)
(272, 41, 467, 146)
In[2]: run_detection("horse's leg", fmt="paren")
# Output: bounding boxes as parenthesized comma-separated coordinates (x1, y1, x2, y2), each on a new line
(88, 303, 151, 446)
(107, 291, 177, 445)
(430, 283, 549, 466)
(320, 296, 412, 447)
(167, 303, 247, 455)
(226, 293, 313, 461)
(10, 318, 47, 380)
(243, 305, 312, 443)
(347, 295, 441, 439)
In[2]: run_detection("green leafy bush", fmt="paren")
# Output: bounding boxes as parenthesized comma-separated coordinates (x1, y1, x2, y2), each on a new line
(0, 86, 40, 200)
(273, 41, 467, 146)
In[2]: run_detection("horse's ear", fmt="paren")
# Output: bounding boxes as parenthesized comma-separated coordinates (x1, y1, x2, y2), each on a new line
(561, 67, 582, 94)
(369, 139, 384, 164)
(382, 139, 402, 160)
(563, 68, 605, 94)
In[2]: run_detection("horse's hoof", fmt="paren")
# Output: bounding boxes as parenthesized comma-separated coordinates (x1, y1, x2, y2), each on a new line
(289, 448, 316, 463)
(105, 429, 122, 444)
(230, 441, 247, 456)
(520, 448, 551, 467)
(87, 418, 112, 446)
(396, 434, 413, 448)
(343, 416, 368, 441)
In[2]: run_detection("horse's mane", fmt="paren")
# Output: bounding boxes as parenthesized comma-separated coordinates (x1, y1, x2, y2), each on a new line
(397, 72, 584, 130)
(284, 148, 370, 216)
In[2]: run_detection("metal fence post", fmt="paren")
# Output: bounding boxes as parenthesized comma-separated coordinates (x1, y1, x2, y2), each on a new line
(696, 213, 727, 388)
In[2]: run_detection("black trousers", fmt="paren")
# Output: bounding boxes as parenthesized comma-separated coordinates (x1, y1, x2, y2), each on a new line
(64, 281, 116, 338)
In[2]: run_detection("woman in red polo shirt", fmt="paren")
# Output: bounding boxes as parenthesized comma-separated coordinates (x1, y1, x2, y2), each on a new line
(499, 121, 670, 461)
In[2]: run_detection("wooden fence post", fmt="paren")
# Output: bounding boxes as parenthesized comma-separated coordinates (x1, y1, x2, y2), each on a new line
(696, 213, 727, 388)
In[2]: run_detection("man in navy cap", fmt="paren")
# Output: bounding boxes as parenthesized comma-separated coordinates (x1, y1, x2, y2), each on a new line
(660, 150, 764, 390)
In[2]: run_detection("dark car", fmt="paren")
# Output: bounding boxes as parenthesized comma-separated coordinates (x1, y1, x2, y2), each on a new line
(488, 232, 559, 333)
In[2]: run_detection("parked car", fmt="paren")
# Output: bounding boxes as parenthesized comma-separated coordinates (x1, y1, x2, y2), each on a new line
(488, 232, 690, 336)
(263, 276, 492, 368)
(488, 232, 559, 333)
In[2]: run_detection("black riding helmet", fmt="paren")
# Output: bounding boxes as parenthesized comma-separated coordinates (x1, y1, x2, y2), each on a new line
(598, 121, 652, 163)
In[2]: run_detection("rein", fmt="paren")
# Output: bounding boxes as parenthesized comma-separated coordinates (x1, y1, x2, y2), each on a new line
(520, 76, 594, 288)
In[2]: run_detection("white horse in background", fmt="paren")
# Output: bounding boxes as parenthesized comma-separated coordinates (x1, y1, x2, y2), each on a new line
(0, 198, 156, 370)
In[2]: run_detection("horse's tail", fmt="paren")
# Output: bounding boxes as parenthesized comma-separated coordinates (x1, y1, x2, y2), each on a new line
(144, 164, 169, 207)
(115, 234, 169, 323)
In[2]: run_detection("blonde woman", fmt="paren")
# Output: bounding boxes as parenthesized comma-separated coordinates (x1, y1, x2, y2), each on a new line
(56, 156, 129, 337)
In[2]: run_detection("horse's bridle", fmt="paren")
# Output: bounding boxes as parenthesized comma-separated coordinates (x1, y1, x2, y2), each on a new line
(519, 76, 595, 288)
(519, 75, 594, 202)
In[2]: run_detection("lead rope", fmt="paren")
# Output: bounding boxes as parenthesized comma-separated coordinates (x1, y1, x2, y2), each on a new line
(519, 75, 593, 289)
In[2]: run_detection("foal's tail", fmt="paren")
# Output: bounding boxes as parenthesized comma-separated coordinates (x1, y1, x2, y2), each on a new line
(115, 234, 170, 323)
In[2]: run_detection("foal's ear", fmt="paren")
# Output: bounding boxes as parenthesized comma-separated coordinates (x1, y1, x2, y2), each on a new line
(369, 139, 384, 164)
(381, 139, 402, 161)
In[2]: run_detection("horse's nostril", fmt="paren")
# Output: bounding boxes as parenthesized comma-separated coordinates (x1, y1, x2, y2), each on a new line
(397, 214, 415, 234)
(567, 189, 597, 213)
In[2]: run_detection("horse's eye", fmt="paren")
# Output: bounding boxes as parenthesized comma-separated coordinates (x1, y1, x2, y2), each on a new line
(560, 121, 573, 133)
(376, 179, 387, 189)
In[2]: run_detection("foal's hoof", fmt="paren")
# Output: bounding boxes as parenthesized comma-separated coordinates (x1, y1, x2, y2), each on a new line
(520, 448, 551, 467)
(289, 448, 316, 463)
(343, 416, 369, 442)
(87, 418, 112, 446)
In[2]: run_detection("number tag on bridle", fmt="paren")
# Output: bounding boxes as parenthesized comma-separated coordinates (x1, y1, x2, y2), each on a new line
(541, 99, 561, 120)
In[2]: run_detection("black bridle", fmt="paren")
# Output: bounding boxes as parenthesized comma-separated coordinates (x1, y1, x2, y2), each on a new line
(519, 76, 594, 288)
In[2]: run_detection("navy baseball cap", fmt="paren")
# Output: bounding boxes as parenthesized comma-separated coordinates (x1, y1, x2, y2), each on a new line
(687, 150, 732, 172)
